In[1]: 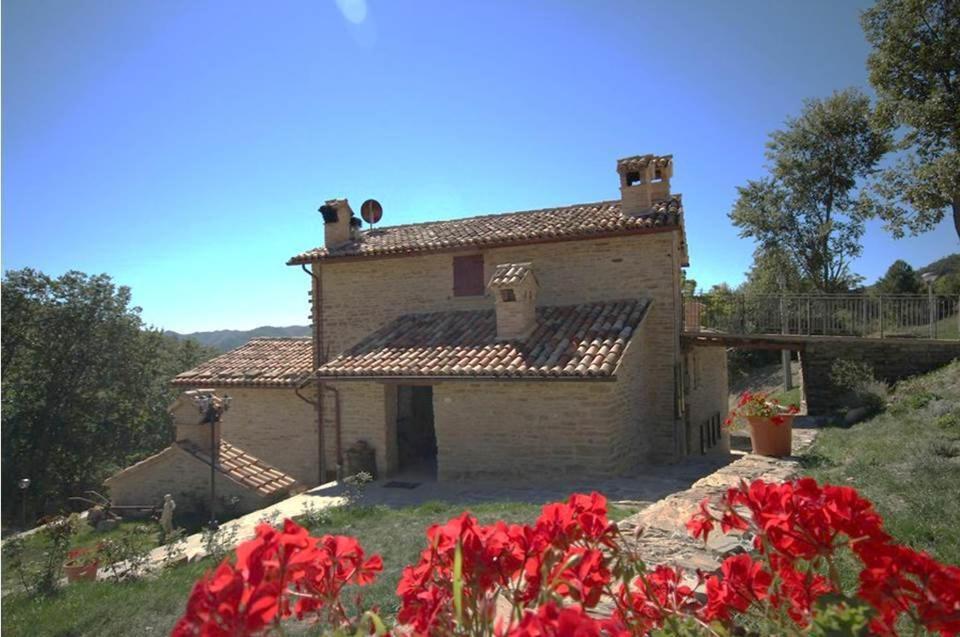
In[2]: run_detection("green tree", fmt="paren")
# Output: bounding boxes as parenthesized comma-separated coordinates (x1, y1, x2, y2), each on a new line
(1, 269, 217, 522)
(874, 259, 922, 294)
(730, 89, 890, 292)
(739, 248, 809, 296)
(861, 0, 960, 239)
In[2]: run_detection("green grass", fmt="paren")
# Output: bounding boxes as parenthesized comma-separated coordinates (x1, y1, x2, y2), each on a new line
(769, 386, 802, 410)
(1, 499, 634, 636)
(2, 519, 158, 591)
(801, 360, 960, 586)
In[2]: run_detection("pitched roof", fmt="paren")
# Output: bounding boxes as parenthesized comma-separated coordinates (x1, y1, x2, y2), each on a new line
(172, 337, 313, 388)
(315, 298, 650, 380)
(488, 262, 535, 288)
(181, 440, 299, 497)
(104, 440, 298, 498)
(287, 198, 682, 264)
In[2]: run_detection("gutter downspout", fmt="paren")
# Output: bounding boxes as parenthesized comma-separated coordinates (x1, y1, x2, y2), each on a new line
(301, 264, 326, 484)
(324, 384, 344, 477)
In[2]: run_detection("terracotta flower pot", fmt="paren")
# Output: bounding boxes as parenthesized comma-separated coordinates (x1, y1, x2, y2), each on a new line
(64, 559, 99, 582)
(746, 415, 794, 457)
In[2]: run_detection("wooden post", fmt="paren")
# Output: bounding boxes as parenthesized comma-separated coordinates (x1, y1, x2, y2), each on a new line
(806, 298, 811, 335)
(861, 296, 867, 337)
(879, 295, 884, 338)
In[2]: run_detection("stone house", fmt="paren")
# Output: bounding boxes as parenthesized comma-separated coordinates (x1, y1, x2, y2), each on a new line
(106, 154, 728, 512)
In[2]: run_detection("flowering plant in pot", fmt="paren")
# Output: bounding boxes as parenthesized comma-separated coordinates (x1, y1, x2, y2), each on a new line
(726, 391, 800, 456)
(63, 545, 100, 582)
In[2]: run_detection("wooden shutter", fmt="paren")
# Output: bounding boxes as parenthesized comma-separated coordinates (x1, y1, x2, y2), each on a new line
(453, 255, 485, 296)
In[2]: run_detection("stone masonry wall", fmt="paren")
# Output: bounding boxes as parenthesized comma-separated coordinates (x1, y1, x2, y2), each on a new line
(105, 447, 267, 515)
(684, 345, 730, 455)
(314, 231, 684, 464)
(218, 388, 319, 486)
(432, 379, 627, 480)
(801, 339, 960, 414)
(320, 381, 391, 478)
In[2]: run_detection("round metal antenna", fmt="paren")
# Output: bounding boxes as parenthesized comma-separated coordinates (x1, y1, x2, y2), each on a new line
(360, 199, 383, 225)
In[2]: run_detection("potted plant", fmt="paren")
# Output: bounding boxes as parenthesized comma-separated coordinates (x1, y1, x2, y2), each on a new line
(64, 545, 100, 582)
(726, 391, 799, 457)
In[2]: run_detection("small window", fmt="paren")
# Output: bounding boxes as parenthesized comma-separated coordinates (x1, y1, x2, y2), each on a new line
(500, 288, 516, 302)
(453, 254, 485, 297)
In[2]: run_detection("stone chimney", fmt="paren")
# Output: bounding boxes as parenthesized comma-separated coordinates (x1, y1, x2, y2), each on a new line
(617, 154, 673, 215)
(172, 390, 229, 453)
(319, 198, 359, 249)
(488, 263, 538, 341)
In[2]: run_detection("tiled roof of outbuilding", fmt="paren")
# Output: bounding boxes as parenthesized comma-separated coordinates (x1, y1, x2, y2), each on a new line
(181, 440, 299, 497)
(315, 298, 650, 380)
(287, 198, 682, 264)
(104, 440, 299, 499)
(172, 338, 313, 388)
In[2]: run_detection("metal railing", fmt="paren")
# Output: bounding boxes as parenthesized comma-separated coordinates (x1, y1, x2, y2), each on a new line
(683, 293, 959, 340)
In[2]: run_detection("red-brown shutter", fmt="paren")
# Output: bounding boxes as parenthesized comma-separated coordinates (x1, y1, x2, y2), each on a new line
(453, 254, 485, 296)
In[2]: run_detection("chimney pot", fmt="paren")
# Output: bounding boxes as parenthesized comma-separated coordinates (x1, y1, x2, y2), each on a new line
(617, 154, 673, 215)
(320, 198, 356, 248)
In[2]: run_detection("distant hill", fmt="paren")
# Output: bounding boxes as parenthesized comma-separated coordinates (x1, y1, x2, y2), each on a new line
(917, 253, 960, 278)
(166, 325, 310, 352)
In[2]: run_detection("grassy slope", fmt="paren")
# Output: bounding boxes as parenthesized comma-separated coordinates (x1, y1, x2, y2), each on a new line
(5, 360, 958, 636)
(1, 500, 631, 636)
(801, 360, 960, 580)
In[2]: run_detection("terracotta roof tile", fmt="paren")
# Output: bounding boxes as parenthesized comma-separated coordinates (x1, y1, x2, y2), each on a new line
(488, 262, 534, 288)
(288, 198, 682, 264)
(172, 337, 312, 388)
(616, 154, 673, 172)
(181, 439, 298, 497)
(315, 298, 650, 380)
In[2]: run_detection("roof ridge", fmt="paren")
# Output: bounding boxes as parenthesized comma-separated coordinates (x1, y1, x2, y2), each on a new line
(289, 195, 683, 264)
(359, 199, 621, 233)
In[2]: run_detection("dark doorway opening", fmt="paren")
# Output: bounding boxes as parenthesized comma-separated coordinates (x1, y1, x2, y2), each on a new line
(396, 385, 437, 477)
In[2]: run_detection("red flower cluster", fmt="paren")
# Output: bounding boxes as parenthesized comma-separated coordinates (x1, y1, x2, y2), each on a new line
(173, 481, 960, 636)
(725, 390, 799, 426)
(396, 492, 625, 635)
(686, 477, 960, 634)
(172, 519, 382, 636)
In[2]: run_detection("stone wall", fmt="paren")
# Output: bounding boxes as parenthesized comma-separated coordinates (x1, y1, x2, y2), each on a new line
(104, 446, 268, 516)
(217, 388, 319, 486)
(684, 346, 729, 455)
(801, 339, 960, 414)
(433, 379, 626, 480)
(313, 230, 685, 466)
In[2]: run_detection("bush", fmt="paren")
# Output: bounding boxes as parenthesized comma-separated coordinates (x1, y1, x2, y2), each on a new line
(2, 515, 79, 596)
(830, 359, 888, 415)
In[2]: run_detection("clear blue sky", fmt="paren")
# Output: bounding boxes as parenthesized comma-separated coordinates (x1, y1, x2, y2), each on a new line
(3, 0, 956, 332)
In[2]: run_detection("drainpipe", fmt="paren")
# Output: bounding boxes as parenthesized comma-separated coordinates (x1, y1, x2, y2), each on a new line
(324, 384, 344, 478)
(301, 264, 326, 484)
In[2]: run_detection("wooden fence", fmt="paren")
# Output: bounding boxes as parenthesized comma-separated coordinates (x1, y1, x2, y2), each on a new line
(684, 293, 959, 340)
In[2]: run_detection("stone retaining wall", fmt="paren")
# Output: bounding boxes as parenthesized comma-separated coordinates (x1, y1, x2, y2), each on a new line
(801, 339, 960, 414)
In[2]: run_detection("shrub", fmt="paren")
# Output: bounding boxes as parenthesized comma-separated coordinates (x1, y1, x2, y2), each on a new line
(171, 481, 960, 636)
(830, 359, 888, 415)
(1, 514, 78, 596)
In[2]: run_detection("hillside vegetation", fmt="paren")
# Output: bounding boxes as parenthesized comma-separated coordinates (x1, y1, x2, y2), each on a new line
(166, 325, 310, 351)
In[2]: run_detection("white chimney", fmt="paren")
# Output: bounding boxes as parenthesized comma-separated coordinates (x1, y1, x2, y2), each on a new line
(488, 262, 539, 341)
(617, 154, 673, 215)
